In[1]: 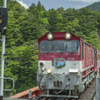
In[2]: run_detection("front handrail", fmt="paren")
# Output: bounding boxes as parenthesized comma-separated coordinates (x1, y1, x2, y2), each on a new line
(0, 77, 14, 91)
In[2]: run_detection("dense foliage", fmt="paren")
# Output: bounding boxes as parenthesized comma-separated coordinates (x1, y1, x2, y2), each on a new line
(0, 0, 100, 96)
(87, 1, 100, 12)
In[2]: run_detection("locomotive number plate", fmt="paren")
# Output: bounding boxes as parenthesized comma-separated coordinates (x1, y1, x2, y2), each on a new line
(52, 58, 65, 68)
(69, 68, 78, 73)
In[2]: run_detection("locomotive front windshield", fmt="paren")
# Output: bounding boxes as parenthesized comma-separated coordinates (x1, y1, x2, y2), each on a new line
(40, 40, 79, 53)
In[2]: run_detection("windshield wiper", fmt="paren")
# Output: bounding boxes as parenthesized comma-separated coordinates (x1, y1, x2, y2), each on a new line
(71, 46, 78, 54)
(61, 45, 67, 54)
(46, 46, 54, 54)
(60, 49, 65, 54)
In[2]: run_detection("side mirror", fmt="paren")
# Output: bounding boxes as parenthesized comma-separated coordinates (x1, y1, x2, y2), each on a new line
(34, 42, 39, 50)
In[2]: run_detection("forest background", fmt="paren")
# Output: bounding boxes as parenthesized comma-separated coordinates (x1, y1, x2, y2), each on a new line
(0, 0, 100, 96)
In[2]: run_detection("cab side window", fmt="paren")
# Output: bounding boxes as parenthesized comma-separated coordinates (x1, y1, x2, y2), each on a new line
(82, 41, 84, 59)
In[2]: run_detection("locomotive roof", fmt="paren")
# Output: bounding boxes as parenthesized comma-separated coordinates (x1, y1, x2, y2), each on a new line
(38, 32, 97, 50)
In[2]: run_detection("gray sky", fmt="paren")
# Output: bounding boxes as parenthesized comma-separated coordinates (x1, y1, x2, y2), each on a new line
(16, 0, 100, 10)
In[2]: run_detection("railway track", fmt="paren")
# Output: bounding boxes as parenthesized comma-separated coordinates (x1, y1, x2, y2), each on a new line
(78, 79, 95, 100)
(32, 79, 95, 100)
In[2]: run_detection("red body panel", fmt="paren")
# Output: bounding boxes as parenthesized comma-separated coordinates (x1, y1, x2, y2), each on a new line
(96, 51, 100, 73)
(82, 43, 94, 69)
(39, 52, 81, 61)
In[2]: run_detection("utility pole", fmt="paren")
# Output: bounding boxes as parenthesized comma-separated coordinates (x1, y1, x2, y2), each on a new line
(0, 0, 7, 100)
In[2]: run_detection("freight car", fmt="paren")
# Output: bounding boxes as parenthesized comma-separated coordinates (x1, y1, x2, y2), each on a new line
(34, 32, 100, 98)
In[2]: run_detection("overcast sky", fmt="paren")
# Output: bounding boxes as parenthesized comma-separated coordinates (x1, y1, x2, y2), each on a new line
(16, 0, 100, 10)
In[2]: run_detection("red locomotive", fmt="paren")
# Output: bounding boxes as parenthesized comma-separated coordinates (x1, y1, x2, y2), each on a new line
(35, 32, 100, 98)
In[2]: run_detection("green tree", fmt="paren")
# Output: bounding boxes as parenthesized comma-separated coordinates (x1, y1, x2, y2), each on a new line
(57, 7, 64, 14)
(48, 9, 63, 32)
(37, 1, 45, 11)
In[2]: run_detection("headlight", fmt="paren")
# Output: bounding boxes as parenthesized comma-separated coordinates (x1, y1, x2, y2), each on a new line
(65, 32, 72, 39)
(0, 12, 3, 24)
(47, 69, 52, 74)
(47, 32, 53, 40)
(0, 19, 2, 24)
